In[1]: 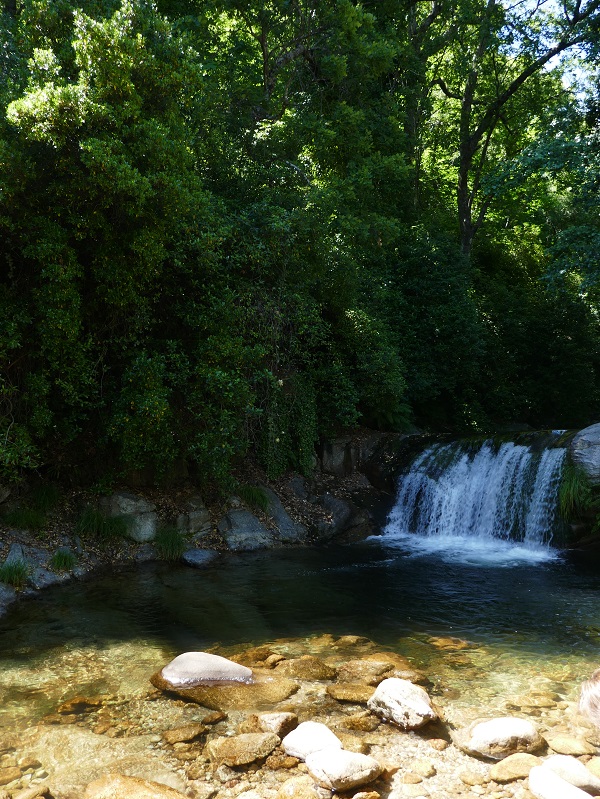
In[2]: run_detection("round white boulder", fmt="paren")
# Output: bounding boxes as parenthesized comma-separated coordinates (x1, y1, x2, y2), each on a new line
(455, 717, 545, 760)
(529, 765, 591, 799)
(281, 722, 342, 760)
(544, 754, 600, 794)
(367, 678, 437, 730)
(161, 652, 252, 686)
(305, 748, 382, 790)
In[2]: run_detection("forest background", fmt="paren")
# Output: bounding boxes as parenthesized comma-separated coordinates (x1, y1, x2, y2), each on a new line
(1, 0, 599, 490)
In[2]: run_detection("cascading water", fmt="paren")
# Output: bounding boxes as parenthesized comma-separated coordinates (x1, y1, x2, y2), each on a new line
(381, 436, 568, 565)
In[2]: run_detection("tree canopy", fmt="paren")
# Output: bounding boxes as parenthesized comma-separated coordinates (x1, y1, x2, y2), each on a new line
(0, 0, 599, 485)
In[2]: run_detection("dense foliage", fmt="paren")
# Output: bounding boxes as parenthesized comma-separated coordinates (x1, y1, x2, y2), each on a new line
(1, 0, 599, 485)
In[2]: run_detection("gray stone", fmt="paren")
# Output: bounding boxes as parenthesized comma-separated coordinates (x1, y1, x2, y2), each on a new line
(217, 509, 276, 551)
(282, 722, 342, 760)
(261, 487, 307, 542)
(528, 765, 591, 799)
(5, 543, 25, 565)
(544, 754, 600, 793)
(315, 494, 354, 539)
(287, 477, 309, 500)
(181, 549, 219, 568)
(0, 485, 10, 504)
(455, 717, 545, 760)
(571, 424, 600, 485)
(321, 439, 355, 477)
(29, 568, 70, 590)
(160, 652, 252, 686)
(98, 492, 158, 542)
(305, 749, 382, 791)
(367, 678, 437, 730)
(177, 496, 211, 536)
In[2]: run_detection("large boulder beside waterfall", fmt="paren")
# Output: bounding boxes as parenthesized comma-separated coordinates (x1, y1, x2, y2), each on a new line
(571, 424, 600, 485)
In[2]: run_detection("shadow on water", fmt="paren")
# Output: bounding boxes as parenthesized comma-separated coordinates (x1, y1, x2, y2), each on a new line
(2, 540, 600, 665)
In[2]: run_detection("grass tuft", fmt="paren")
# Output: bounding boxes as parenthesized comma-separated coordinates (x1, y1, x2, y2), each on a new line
(2, 507, 46, 531)
(237, 484, 270, 513)
(75, 506, 129, 542)
(0, 559, 29, 589)
(49, 548, 77, 572)
(154, 525, 186, 561)
(559, 460, 593, 520)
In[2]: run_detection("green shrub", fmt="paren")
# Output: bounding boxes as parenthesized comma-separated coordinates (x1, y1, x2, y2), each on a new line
(236, 484, 269, 513)
(49, 548, 77, 572)
(559, 461, 593, 520)
(75, 506, 129, 541)
(0, 559, 28, 589)
(154, 525, 185, 561)
(2, 507, 46, 531)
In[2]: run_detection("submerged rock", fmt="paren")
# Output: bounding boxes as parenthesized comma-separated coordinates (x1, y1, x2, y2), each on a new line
(160, 652, 253, 686)
(489, 752, 541, 782)
(151, 670, 298, 710)
(455, 717, 545, 760)
(181, 549, 219, 569)
(84, 773, 188, 798)
(275, 656, 336, 681)
(207, 732, 279, 766)
(546, 735, 596, 755)
(367, 678, 437, 730)
(326, 684, 374, 703)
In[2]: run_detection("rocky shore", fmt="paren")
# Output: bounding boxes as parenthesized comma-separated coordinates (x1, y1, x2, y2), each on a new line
(0, 432, 396, 619)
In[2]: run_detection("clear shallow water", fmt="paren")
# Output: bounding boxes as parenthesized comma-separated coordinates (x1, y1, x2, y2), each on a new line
(1, 541, 600, 732)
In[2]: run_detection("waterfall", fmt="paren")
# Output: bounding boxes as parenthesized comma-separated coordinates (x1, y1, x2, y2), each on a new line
(381, 437, 567, 565)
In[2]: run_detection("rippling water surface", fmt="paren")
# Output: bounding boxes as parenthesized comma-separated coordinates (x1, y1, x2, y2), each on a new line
(1, 539, 600, 733)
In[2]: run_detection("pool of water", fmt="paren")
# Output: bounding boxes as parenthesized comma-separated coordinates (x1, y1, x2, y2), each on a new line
(1, 538, 600, 735)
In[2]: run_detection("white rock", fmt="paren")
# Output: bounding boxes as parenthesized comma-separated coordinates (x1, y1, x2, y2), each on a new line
(160, 652, 252, 686)
(367, 678, 437, 730)
(281, 722, 342, 760)
(529, 765, 591, 799)
(455, 716, 545, 760)
(544, 754, 600, 794)
(305, 748, 382, 790)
